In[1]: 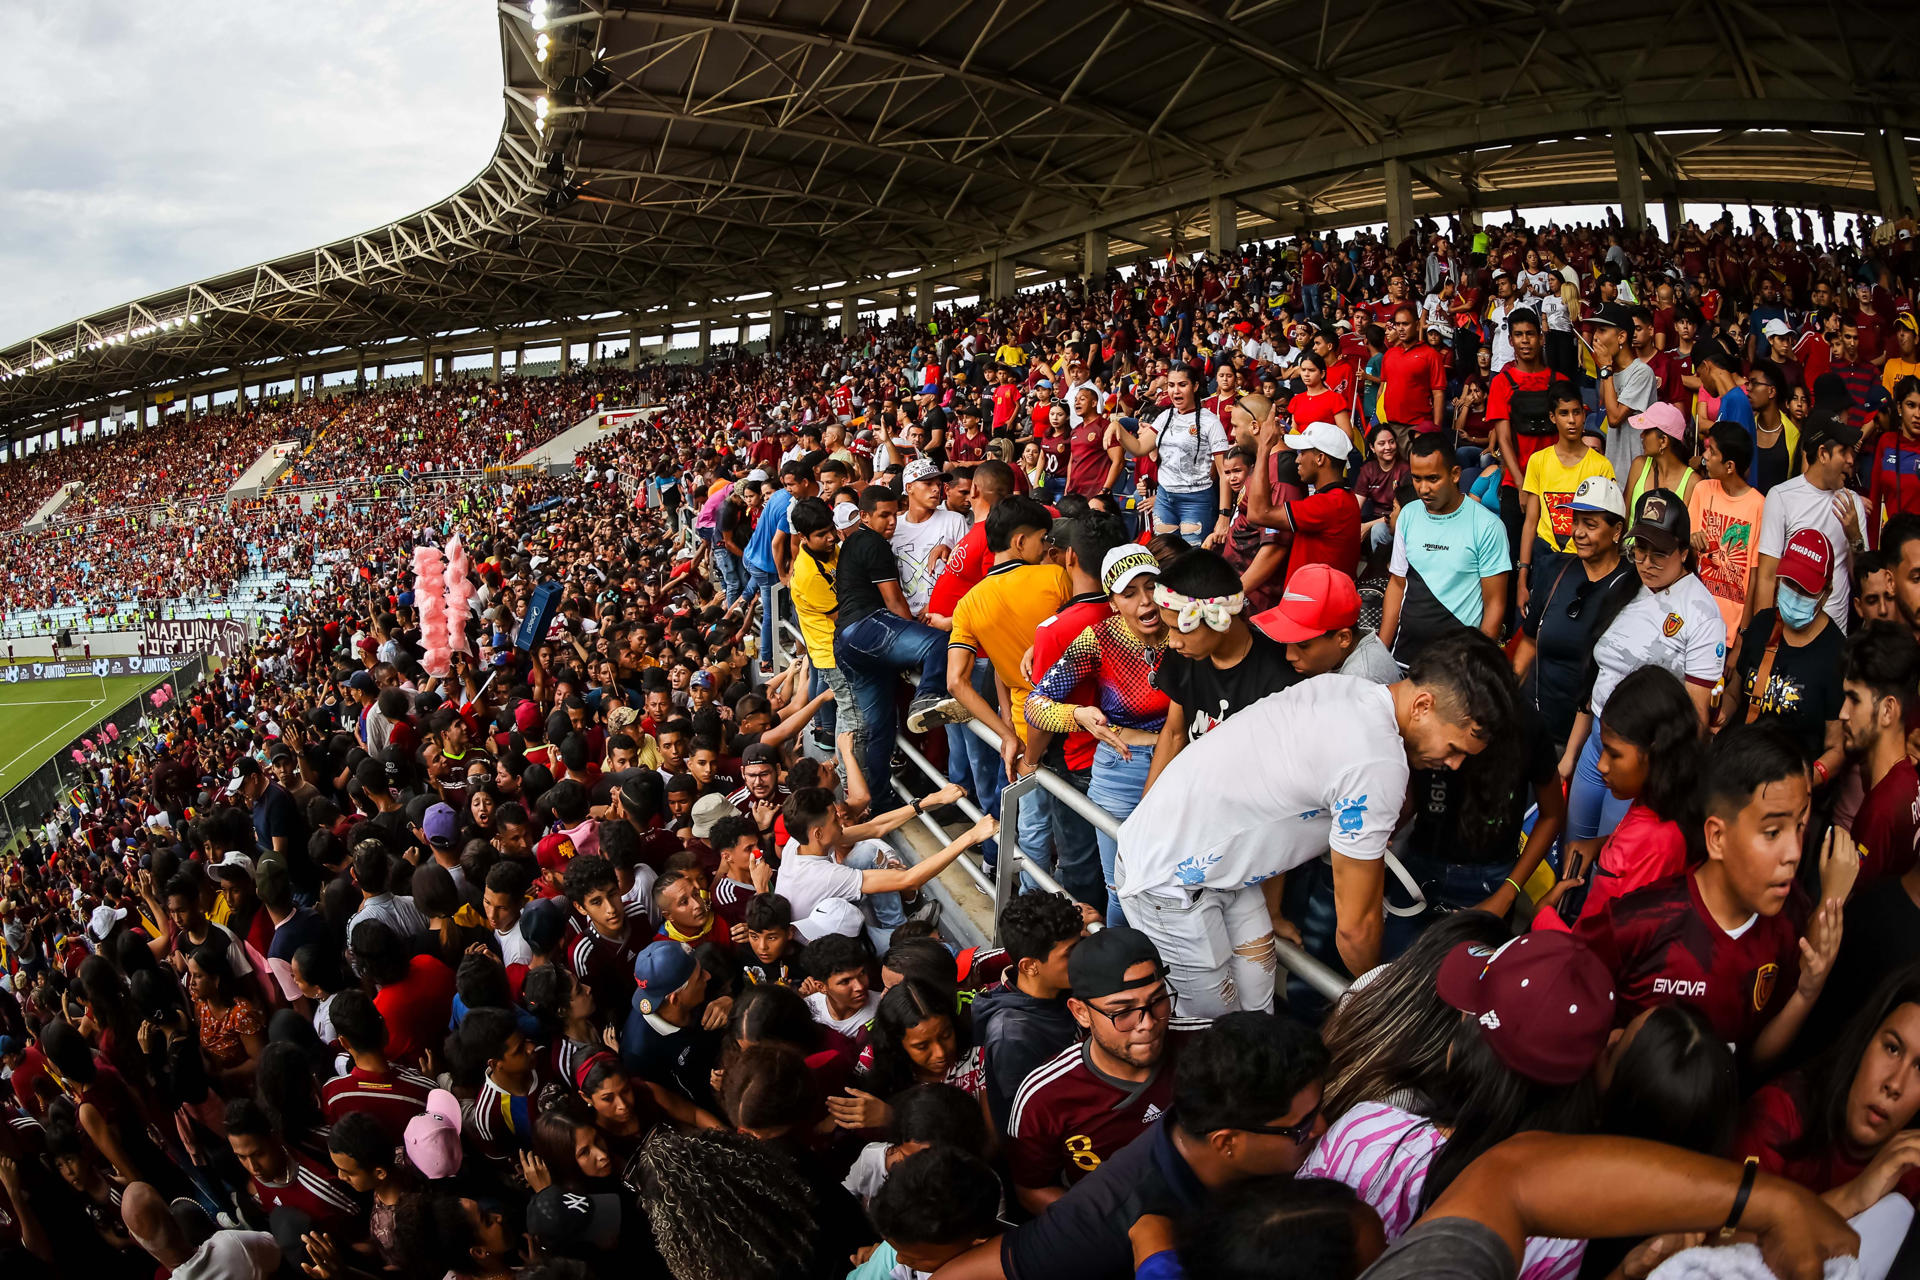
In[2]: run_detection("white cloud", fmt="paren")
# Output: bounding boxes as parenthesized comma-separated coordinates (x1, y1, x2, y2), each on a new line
(0, 0, 501, 348)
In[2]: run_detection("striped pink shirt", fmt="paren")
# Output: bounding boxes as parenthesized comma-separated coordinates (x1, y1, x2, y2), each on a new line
(1300, 1101, 1584, 1280)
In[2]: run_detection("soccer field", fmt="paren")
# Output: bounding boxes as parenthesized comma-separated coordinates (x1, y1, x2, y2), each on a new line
(0, 673, 171, 796)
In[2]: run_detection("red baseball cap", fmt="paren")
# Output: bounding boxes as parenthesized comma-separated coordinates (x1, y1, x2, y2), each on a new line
(1250, 564, 1361, 643)
(1436, 933, 1615, 1085)
(1776, 528, 1833, 597)
(514, 700, 542, 732)
(535, 833, 577, 872)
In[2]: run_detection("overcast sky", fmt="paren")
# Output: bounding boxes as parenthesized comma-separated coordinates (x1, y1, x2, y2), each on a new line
(1, 1, 501, 349)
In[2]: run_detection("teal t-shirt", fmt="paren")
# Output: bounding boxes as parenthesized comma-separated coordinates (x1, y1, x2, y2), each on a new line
(1389, 493, 1511, 660)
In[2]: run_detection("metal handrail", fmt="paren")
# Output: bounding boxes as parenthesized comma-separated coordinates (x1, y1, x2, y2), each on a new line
(960, 719, 1352, 1001)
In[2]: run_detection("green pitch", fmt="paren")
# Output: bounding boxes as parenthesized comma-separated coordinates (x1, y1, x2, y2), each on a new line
(0, 673, 171, 796)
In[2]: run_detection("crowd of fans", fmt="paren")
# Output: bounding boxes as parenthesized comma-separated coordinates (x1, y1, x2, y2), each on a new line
(3, 200, 1920, 1280)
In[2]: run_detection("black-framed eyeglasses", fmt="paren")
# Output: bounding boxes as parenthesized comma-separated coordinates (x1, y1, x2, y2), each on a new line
(1242, 1099, 1323, 1144)
(1086, 989, 1174, 1031)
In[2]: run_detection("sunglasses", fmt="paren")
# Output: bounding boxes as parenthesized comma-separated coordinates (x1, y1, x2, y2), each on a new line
(1242, 1099, 1323, 1144)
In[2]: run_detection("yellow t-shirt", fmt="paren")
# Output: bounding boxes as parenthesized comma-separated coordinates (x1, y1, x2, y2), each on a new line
(789, 547, 841, 670)
(1521, 445, 1615, 552)
(1884, 356, 1920, 397)
(949, 561, 1072, 741)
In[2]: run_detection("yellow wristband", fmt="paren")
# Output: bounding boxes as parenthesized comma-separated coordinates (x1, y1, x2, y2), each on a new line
(1504, 877, 1523, 896)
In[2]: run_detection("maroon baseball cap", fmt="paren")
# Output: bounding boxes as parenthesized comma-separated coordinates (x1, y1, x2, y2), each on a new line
(1250, 564, 1361, 643)
(1436, 933, 1615, 1085)
(1776, 528, 1833, 597)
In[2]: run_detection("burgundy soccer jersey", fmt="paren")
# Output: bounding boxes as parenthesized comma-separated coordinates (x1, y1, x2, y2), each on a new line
(321, 1063, 437, 1144)
(564, 917, 644, 1019)
(1850, 759, 1920, 887)
(712, 877, 756, 931)
(1004, 1023, 1203, 1190)
(251, 1146, 360, 1233)
(1575, 871, 1802, 1048)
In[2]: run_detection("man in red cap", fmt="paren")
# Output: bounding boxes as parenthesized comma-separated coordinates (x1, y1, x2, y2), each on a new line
(1250, 564, 1399, 684)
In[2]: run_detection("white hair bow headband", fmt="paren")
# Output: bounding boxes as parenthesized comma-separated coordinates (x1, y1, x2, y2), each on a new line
(1153, 584, 1245, 633)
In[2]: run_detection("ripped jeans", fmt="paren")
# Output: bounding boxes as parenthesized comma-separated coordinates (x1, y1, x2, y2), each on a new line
(1117, 882, 1276, 1018)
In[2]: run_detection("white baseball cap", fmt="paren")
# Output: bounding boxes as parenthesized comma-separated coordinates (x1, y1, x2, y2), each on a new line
(1761, 319, 1792, 340)
(832, 501, 861, 531)
(1283, 421, 1354, 462)
(901, 458, 948, 487)
(1101, 545, 1160, 594)
(1564, 475, 1627, 521)
(795, 897, 865, 942)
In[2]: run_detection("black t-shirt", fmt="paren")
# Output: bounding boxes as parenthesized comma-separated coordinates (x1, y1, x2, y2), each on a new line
(1735, 609, 1844, 762)
(253, 783, 316, 888)
(1152, 627, 1297, 740)
(1804, 876, 1920, 1052)
(833, 527, 899, 629)
(717, 499, 748, 548)
(1408, 702, 1555, 865)
(1521, 557, 1638, 752)
(1001, 1117, 1207, 1280)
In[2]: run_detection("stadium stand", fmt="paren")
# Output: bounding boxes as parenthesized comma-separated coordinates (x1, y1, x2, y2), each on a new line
(2, 0, 1919, 1276)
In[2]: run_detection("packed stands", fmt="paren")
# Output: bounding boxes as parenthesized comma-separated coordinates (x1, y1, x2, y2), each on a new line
(6, 205, 1920, 1280)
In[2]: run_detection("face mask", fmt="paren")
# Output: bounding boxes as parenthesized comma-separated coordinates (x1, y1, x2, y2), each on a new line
(1776, 583, 1821, 629)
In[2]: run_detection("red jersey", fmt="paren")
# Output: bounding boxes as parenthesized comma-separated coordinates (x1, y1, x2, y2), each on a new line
(1380, 344, 1446, 428)
(373, 956, 456, 1068)
(251, 1145, 360, 1233)
(1282, 483, 1361, 586)
(1028, 594, 1116, 772)
(321, 1063, 437, 1144)
(927, 521, 990, 617)
(1575, 870, 1802, 1048)
(1851, 758, 1920, 886)
(1288, 388, 1347, 430)
(564, 916, 645, 1019)
(1484, 365, 1568, 478)
(1005, 1025, 1202, 1190)
(1866, 434, 1920, 547)
(992, 383, 1022, 431)
(1066, 416, 1115, 497)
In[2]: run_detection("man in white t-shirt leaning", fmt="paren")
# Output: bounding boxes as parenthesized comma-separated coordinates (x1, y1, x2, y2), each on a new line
(891, 459, 971, 616)
(1113, 629, 1518, 1017)
(1754, 417, 1866, 633)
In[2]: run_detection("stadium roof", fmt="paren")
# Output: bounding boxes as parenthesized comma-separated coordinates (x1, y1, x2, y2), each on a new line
(3, 0, 1917, 432)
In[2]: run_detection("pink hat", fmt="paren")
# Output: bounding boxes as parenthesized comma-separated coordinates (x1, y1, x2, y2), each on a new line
(403, 1088, 464, 1178)
(1629, 400, 1688, 442)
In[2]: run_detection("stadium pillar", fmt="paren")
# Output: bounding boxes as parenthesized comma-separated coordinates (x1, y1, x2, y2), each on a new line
(697, 318, 711, 362)
(1612, 132, 1647, 232)
(1382, 158, 1415, 244)
(1209, 194, 1236, 257)
(422, 346, 436, 386)
(989, 258, 1016, 302)
(1083, 230, 1108, 281)
(1870, 128, 1918, 218)
(491, 344, 503, 383)
(292, 369, 303, 404)
(914, 284, 932, 326)
(354, 353, 365, 388)
(768, 309, 786, 350)
(235, 377, 246, 408)
(626, 327, 640, 370)
(1662, 193, 1684, 236)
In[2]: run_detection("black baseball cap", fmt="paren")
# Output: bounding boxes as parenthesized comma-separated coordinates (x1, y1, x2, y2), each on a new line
(1628, 487, 1690, 554)
(1068, 927, 1165, 1001)
(527, 1187, 621, 1249)
(1589, 301, 1633, 331)
(518, 899, 568, 953)
(1802, 414, 1862, 454)
(955, 400, 984, 418)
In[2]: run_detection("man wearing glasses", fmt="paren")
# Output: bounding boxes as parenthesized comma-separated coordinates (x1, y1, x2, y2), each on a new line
(938, 1010, 1327, 1280)
(1004, 928, 1205, 1215)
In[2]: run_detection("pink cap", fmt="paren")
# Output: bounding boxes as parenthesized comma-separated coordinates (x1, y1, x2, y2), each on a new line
(1629, 400, 1688, 442)
(403, 1088, 464, 1179)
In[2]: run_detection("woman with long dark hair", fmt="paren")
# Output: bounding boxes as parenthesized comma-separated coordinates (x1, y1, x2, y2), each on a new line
(851, 979, 984, 1113)
(1304, 920, 1609, 1280)
(187, 939, 264, 1089)
(1736, 966, 1920, 1217)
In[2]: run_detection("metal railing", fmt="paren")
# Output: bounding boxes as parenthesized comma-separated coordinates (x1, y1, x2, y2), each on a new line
(769, 601, 1350, 1001)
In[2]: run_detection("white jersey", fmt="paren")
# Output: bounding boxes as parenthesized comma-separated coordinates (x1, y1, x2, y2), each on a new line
(1590, 574, 1727, 719)
(891, 507, 969, 612)
(1115, 676, 1408, 897)
(1144, 407, 1229, 492)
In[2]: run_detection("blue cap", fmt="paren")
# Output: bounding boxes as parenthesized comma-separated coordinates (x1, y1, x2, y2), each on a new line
(633, 941, 696, 1016)
(347, 671, 376, 692)
(397, 591, 416, 608)
(422, 802, 460, 848)
(518, 899, 568, 953)
(920, 382, 939, 395)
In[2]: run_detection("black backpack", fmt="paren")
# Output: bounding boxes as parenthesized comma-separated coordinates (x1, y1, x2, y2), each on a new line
(1502, 368, 1568, 437)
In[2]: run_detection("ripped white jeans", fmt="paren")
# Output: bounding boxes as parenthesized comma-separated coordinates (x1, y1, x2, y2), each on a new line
(1119, 883, 1276, 1018)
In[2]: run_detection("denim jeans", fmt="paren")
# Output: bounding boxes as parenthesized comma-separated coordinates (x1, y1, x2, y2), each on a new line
(747, 564, 781, 662)
(838, 610, 949, 809)
(947, 657, 1003, 866)
(1087, 741, 1154, 925)
(1119, 883, 1274, 1018)
(1154, 484, 1216, 544)
(1013, 757, 1102, 909)
(714, 546, 746, 606)
(1567, 721, 1631, 841)
(845, 843, 906, 951)
(1380, 852, 1512, 960)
